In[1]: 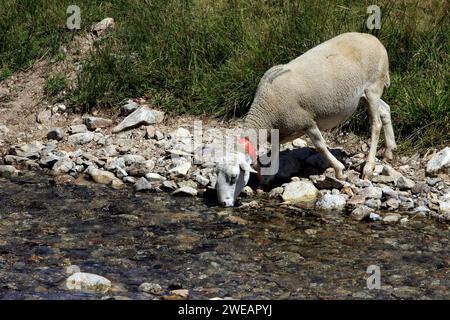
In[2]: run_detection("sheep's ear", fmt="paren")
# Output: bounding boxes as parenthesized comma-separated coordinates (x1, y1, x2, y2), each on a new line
(240, 161, 257, 173)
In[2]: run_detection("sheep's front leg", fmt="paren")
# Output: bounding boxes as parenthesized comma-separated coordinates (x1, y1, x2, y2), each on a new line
(379, 99, 397, 160)
(307, 125, 346, 180)
(362, 91, 383, 179)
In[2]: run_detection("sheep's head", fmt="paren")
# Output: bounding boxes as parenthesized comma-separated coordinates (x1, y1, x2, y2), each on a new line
(215, 151, 257, 207)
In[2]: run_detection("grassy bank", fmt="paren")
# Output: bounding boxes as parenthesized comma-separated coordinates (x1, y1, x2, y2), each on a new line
(0, 0, 448, 149)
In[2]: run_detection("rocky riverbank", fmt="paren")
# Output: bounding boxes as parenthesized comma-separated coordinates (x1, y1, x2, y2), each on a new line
(1, 100, 449, 224)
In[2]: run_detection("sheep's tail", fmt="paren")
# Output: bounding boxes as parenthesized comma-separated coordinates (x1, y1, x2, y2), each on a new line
(384, 72, 390, 88)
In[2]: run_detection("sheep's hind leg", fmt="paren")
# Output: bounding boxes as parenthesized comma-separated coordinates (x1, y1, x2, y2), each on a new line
(379, 99, 397, 160)
(362, 89, 383, 179)
(306, 125, 346, 180)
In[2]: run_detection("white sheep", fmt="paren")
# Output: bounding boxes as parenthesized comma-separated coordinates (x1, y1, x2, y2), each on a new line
(215, 32, 397, 207)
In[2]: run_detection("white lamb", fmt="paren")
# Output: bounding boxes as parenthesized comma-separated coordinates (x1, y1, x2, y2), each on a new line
(215, 32, 397, 207)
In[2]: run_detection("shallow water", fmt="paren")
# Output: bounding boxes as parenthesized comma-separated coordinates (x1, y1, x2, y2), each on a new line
(0, 173, 448, 300)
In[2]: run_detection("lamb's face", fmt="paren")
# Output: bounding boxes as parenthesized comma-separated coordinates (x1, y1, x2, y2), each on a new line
(215, 153, 256, 207)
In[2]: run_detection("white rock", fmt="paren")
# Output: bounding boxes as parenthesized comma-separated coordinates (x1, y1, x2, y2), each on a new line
(64, 265, 81, 275)
(315, 194, 346, 211)
(170, 127, 191, 139)
(68, 132, 95, 145)
(361, 186, 382, 199)
(139, 282, 163, 295)
(426, 147, 450, 175)
(92, 17, 115, 37)
(172, 186, 197, 197)
(438, 193, 450, 214)
(350, 205, 374, 221)
(69, 124, 88, 134)
(383, 214, 402, 223)
(52, 158, 74, 175)
(112, 106, 164, 133)
(0, 165, 19, 178)
(121, 100, 139, 116)
(83, 116, 112, 130)
(194, 174, 209, 186)
(145, 172, 167, 182)
(292, 138, 307, 148)
(65, 272, 111, 293)
(396, 176, 415, 190)
(169, 161, 191, 176)
(0, 124, 9, 136)
(47, 128, 65, 141)
(282, 180, 319, 204)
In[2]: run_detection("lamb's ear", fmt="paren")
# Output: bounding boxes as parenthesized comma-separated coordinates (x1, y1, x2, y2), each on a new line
(240, 161, 257, 173)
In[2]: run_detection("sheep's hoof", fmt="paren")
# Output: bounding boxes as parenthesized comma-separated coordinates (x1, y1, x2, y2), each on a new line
(335, 171, 347, 181)
(383, 149, 394, 161)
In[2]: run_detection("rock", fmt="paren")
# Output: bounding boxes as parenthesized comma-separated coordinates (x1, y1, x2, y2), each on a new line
(396, 176, 415, 190)
(365, 199, 381, 209)
(381, 165, 403, 181)
(134, 177, 155, 192)
(36, 109, 52, 124)
(9, 142, 43, 158)
(121, 100, 139, 116)
(145, 126, 156, 139)
(269, 187, 284, 198)
(350, 205, 374, 221)
(292, 138, 307, 148)
(112, 106, 165, 133)
(438, 193, 450, 214)
(64, 265, 81, 275)
(426, 147, 450, 175)
(139, 283, 163, 295)
(88, 167, 122, 187)
(413, 206, 430, 214)
(92, 17, 115, 37)
(69, 124, 88, 134)
(369, 212, 381, 221)
(315, 194, 346, 211)
(382, 186, 398, 199)
(426, 177, 442, 186)
(0, 165, 19, 178)
(412, 182, 429, 194)
(169, 127, 190, 139)
(194, 174, 209, 186)
(313, 175, 344, 190)
(51, 158, 74, 175)
(145, 172, 166, 182)
(169, 161, 191, 176)
(347, 195, 366, 206)
(362, 186, 382, 199)
(47, 128, 65, 141)
(162, 180, 178, 191)
(65, 272, 111, 293)
(0, 87, 10, 99)
(172, 186, 197, 197)
(241, 186, 254, 197)
(68, 132, 95, 145)
(383, 214, 402, 223)
(0, 124, 9, 136)
(281, 180, 319, 204)
(170, 289, 189, 299)
(83, 116, 113, 130)
(385, 198, 400, 210)
(154, 130, 165, 141)
(126, 160, 155, 176)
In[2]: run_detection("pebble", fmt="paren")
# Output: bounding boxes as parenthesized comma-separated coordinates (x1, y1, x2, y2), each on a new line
(172, 186, 197, 197)
(47, 128, 65, 141)
(139, 282, 164, 295)
(64, 272, 111, 293)
(315, 194, 346, 211)
(281, 180, 319, 204)
(383, 214, 402, 223)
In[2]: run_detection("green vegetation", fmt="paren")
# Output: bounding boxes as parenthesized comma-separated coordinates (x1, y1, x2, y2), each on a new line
(0, 0, 448, 149)
(44, 73, 69, 98)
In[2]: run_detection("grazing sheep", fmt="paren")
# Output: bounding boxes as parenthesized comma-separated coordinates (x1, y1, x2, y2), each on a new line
(215, 32, 396, 207)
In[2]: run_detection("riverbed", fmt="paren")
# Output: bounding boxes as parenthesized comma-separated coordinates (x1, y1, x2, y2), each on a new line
(0, 173, 448, 299)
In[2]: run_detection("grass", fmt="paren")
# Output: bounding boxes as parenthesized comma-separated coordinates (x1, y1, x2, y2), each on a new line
(44, 73, 69, 98)
(0, 0, 448, 150)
